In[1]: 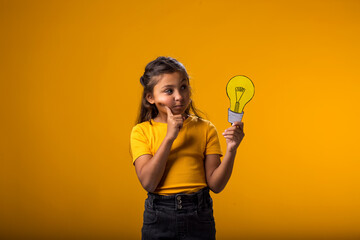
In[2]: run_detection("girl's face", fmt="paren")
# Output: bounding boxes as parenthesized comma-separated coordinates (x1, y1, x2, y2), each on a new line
(146, 71, 191, 122)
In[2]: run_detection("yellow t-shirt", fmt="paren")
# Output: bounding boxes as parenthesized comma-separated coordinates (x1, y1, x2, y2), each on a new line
(130, 115, 223, 195)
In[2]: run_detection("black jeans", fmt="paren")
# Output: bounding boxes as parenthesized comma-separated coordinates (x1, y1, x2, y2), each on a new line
(142, 187, 216, 240)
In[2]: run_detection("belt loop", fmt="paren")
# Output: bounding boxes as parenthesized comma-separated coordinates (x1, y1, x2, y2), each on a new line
(203, 187, 210, 208)
(204, 188, 208, 208)
(147, 193, 155, 210)
(197, 187, 204, 209)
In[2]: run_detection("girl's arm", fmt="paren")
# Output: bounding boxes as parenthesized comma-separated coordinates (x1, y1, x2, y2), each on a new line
(134, 137, 174, 192)
(134, 106, 185, 192)
(205, 121, 244, 193)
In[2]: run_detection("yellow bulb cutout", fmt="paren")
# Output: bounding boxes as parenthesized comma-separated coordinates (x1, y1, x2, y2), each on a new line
(226, 75, 255, 123)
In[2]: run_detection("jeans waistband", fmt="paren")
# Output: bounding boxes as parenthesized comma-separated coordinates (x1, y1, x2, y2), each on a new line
(146, 187, 212, 211)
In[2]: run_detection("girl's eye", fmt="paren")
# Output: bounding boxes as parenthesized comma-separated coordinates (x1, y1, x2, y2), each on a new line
(165, 89, 173, 94)
(181, 85, 187, 90)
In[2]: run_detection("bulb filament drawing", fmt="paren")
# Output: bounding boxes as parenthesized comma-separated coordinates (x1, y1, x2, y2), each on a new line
(234, 87, 246, 112)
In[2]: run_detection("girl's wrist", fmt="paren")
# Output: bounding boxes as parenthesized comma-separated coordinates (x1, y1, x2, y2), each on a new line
(164, 136, 175, 144)
(226, 147, 237, 154)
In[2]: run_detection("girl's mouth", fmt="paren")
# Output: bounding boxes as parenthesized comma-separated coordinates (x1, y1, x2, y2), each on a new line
(171, 105, 185, 113)
(172, 105, 184, 110)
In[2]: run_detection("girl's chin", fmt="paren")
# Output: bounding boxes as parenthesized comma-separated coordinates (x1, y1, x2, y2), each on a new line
(171, 107, 186, 114)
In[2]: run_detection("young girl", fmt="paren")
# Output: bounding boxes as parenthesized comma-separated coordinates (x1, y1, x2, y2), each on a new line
(130, 56, 244, 240)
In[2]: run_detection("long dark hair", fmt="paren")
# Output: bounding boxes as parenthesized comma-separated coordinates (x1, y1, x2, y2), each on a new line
(137, 56, 203, 124)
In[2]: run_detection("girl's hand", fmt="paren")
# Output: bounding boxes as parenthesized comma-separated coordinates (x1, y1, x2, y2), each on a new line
(222, 121, 245, 152)
(165, 106, 185, 141)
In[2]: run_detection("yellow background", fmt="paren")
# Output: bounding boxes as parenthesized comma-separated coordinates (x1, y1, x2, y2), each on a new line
(1, 0, 360, 239)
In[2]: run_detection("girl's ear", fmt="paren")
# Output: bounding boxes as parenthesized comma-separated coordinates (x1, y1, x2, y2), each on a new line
(146, 93, 155, 104)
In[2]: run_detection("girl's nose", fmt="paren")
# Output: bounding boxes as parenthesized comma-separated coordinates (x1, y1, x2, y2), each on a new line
(174, 91, 183, 101)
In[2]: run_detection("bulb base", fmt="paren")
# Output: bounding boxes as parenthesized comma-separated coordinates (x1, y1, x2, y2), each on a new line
(228, 109, 243, 123)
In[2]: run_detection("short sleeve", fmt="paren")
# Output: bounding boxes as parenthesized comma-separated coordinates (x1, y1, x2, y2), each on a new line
(205, 121, 223, 157)
(130, 125, 152, 164)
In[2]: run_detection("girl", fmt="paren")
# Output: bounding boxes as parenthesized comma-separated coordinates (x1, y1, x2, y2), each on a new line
(130, 56, 244, 240)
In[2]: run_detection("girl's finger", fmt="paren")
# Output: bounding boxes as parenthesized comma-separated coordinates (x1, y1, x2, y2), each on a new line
(222, 132, 235, 137)
(232, 123, 244, 131)
(223, 129, 239, 135)
(173, 116, 184, 120)
(226, 125, 243, 132)
(165, 106, 173, 117)
(224, 136, 235, 142)
(232, 121, 243, 128)
(231, 126, 244, 133)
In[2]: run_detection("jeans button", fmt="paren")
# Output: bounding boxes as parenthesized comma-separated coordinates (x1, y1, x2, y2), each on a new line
(178, 204, 182, 209)
(177, 196, 181, 200)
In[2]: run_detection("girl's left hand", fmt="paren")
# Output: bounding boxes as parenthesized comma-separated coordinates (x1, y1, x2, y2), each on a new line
(222, 121, 245, 152)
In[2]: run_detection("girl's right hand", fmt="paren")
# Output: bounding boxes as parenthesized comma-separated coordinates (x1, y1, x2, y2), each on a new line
(165, 106, 184, 141)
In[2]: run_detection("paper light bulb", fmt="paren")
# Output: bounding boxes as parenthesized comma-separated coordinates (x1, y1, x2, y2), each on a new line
(226, 75, 255, 123)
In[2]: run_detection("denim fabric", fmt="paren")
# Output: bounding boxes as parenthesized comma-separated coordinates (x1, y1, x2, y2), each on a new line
(141, 187, 216, 240)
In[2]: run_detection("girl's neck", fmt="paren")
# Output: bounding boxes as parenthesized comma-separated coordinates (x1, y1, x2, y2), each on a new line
(152, 116, 167, 123)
